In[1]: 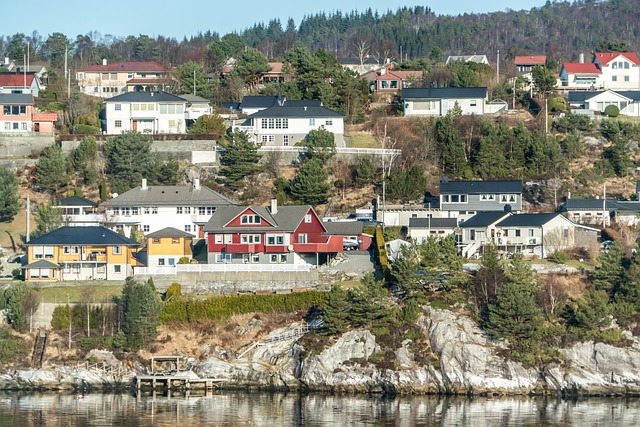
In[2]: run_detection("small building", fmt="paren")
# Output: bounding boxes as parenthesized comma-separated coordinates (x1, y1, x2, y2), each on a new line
(180, 94, 213, 123)
(559, 63, 602, 90)
(402, 87, 506, 116)
(323, 221, 373, 251)
(55, 196, 102, 227)
(0, 93, 56, 134)
(408, 217, 458, 243)
(559, 198, 640, 227)
(514, 56, 547, 74)
(593, 52, 640, 91)
(445, 55, 489, 65)
(143, 227, 194, 267)
(0, 73, 41, 97)
(568, 90, 640, 116)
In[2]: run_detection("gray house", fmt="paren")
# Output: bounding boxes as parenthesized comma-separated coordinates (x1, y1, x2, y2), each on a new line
(402, 87, 507, 116)
(439, 178, 523, 222)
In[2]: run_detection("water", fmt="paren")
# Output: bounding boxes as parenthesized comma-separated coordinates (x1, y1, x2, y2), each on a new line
(1, 392, 639, 426)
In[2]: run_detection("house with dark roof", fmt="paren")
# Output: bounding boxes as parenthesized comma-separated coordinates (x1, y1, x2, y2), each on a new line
(103, 91, 188, 134)
(142, 227, 194, 268)
(322, 221, 372, 251)
(460, 212, 598, 259)
(408, 217, 459, 243)
(76, 60, 172, 98)
(439, 178, 523, 222)
(402, 87, 506, 116)
(23, 226, 141, 281)
(0, 93, 56, 134)
(101, 178, 237, 238)
(203, 200, 343, 266)
(567, 89, 640, 116)
(559, 198, 640, 227)
(55, 196, 101, 227)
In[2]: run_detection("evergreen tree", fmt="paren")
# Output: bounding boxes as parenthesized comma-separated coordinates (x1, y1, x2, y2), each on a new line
(321, 285, 351, 335)
(232, 49, 271, 91)
(0, 168, 20, 223)
(120, 278, 162, 351)
(303, 128, 336, 163)
(348, 274, 395, 330)
(289, 158, 331, 206)
(485, 280, 542, 345)
(35, 144, 71, 195)
(505, 252, 535, 287)
(592, 241, 627, 296)
(473, 244, 505, 314)
(218, 131, 264, 190)
(72, 136, 99, 185)
(188, 114, 228, 138)
(103, 132, 153, 194)
(354, 156, 374, 186)
(34, 201, 63, 237)
(3, 283, 28, 332)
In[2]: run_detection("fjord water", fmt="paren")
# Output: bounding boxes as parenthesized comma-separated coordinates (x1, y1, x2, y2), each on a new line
(1, 392, 639, 426)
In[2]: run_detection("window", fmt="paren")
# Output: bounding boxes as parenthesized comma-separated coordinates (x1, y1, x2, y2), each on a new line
(270, 254, 287, 263)
(270, 254, 279, 263)
(207, 207, 215, 215)
(171, 238, 180, 244)
(305, 214, 312, 223)
(168, 258, 176, 266)
(241, 234, 260, 243)
(115, 120, 122, 128)
(20, 122, 26, 130)
(283, 135, 289, 146)
(185, 225, 192, 232)
(325, 120, 333, 126)
(515, 230, 521, 237)
(143, 207, 150, 214)
(224, 234, 233, 244)
(158, 258, 165, 266)
(132, 207, 139, 215)
(102, 73, 109, 80)
(215, 234, 223, 244)
(261, 135, 275, 143)
(480, 194, 495, 201)
(114, 265, 121, 273)
(470, 100, 477, 107)
(122, 207, 130, 216)
(241, 214, 261, 224)
(33, 247, 43, 259)
(3, 105, 27, 116)
(199, 207, 206, 215)
(153, 238, 161, 244)
(72, 246, 79, 255)
(113, 246, 121, 255)
(528, 229, 535, 237)
(267, 235, 285, 245)
(44, 247, 54, 259)
(63, 246, 70, 255)
(298, 234, 307, 244)
(152, 207, 158, 214)
(185, 207, 191, 214)
(115, 104, 122, 111)
(442, 195, 450, 203)
(4, 123, 9, 130)
(177, 207, 183, 214)
(309, 118, 315, 126)
(612, 76, 618, 82)
(143, 225, 150, 232)
(460, 195, 467, 203)
(252, 254, 260, 263)
(451, 195, 459, 203)
(13, 123, 18, 130)
(127, 73, 133, 78)
(625, 76, 630, 82)
(624, 62, 630, 69)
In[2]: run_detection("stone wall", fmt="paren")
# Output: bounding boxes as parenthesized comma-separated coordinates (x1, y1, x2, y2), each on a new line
(0, 135, 55, 158)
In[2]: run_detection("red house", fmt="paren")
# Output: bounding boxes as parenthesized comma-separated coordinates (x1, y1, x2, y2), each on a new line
(203, 200, 344, 266)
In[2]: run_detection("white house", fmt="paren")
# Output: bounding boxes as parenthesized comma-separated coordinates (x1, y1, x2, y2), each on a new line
(100, 178, 238, 238)
(560, 198, 640, 227)
(593, 52, 640, 91)
(103, 91, 187, 134)
(445, 55, 489, 65)
(55, 196, 102, 227)
(559, 62, 602, 90)
(408, 217, 458, 243)
(568, 90, 640, 116)
(439, 178, 523, 222)
(180, 94, 213, 122)
(402, 87, 506, 116)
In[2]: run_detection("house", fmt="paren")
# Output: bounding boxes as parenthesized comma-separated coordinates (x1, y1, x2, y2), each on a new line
(402, 87, 507, 116)
(22, 226, 141, 281)
(559, 63, 602, 90)
(385, 239, 411, 262)
(203, 200, 344, 267)
(180, 94, 213, 123)
(364, 68, 423, 95)
(233, 94, 323, 116)
(0, 93, 56, 134)
(340, 57, 382, 75)
(101, 178, 237, 238)
(514, 56, 547, 74)
(559, 198, 640, 227)
(235, 96, 344, 146)
(55, 196, 102, 227)
(408, 217, 458, 244)
(568, 90, 640, 116)
(376, 201, 440, 227)
(439, 178, 523, 222)
(445, 55, 489, 65)
(0, 73, 41, 96)
(260, 62, 290, 84)
(460, 212, 598, 259)
(322, 221, 373, 251)
(593, 52, 640, 90)
(103, 91, 188, 134)
(142, 227, 194, 267)
(76, 60, 172, 98)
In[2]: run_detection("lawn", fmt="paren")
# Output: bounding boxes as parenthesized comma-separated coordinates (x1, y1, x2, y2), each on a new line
(35, 285, 124, 303)
(349, 132, 380, 148)
(0, 207, 34, 255)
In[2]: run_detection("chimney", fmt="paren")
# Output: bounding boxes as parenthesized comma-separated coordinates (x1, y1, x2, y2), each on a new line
(141, 178, 147, 190)
(380, 67, 386, 75)
(4, 57, 9, 65)
(194, 178, 200, 190)
(102, 58, 107, 66)
(270, 199, 278, 215)
(579, 53, 585, 64)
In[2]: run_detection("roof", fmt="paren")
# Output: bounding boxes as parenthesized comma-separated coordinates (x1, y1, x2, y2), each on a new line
(240, 95, 280, 109)
(440, 179, 522, 194)
(514, 56, 547, 65)
(567, 91, 594, 103)
(409, 218, 458, 229)
(23, 259, 61, 269)
(146, 227, 194, 239)
(77, 61, 169, 73)
(460, 211, 511, 228)
(179, 94, 211, 103)
(25, 226, 140, 246)
(446, 55, 488, 64)
(266, 62, 284, 73)
(562, 63, 601, 74)
(594, 52, 640, 66)
(322, 221, 365, 236)
(562, 198, 640, 212)
(0, 93, 34, 105)
(248, 105, 343, 119)
(104, 91, 186, 103)
(203, 205, 320, 233)
(497, 213, 562, 227)
(102, 184, 237, 207)
(57, 196, 98, 208)
(402, 87, 488, 100)
(0, 73, 37, 87)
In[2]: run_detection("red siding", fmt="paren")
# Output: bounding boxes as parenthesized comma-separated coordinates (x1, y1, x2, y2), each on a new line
(225, 208, 274, 228)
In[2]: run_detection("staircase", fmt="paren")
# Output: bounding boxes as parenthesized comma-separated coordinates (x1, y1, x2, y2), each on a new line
(31, 330, 48, 368)
(237, 320, 324, 359)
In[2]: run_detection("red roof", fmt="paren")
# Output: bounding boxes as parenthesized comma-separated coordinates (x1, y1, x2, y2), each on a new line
(32, 113, 57, 122)
(77, 61, 170, 73)
(266, 62, 284, 73)
(0, 74, 36, 87)
(594, 52, 640, 66)
(562, 63, 601, 74)
(514, 55, 547, 65)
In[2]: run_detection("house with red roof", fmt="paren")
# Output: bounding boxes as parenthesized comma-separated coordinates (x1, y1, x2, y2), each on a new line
(260, 62, 291, 84)
(559, 62, 602, 89)
(514, 56, 547, 74)
(592, 52, 640, 90)
(0, 73, 41, 97)
(76, 60, 172, 98)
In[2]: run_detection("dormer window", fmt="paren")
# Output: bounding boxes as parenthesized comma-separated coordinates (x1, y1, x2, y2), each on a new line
(241, 214, 261, 224)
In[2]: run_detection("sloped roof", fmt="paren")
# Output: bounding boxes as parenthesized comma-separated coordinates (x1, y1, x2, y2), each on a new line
(266, 62, 284, 73)
(460, 212, 511, 228)
(179, 94, 211, 103)
(562, 63, 601, 74)
(0, 73, 37, 87)
(57, 196, 98, 208)
(203, 205, 320, 233)
(146, 227, 194, 238)
(446, 55, 488, 64)
(248, 105, 343, 119)
(323, 221, 365, 236)
(409, 218, 458, 229)
(25, 226, 140, 246)
(568, 91, 595, 103)
(0, 93, 34, 105)
(440, 180, 522, 194)
(514, 56, 547, 65)
(77, 61, 170, 73)
(23, 259, 61, 269)
(240, 95, 279, 109)
(497, 213, 562, 227)
(101, 184, 237, 207)
(594, 52, 640, 66)
(104, 91, 185, 103)
(402, 87, 488, 100)
(562, 198, 640, 212)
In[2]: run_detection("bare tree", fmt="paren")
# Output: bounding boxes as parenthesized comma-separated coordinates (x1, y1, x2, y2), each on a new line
(81, 287, 95, 337)
(617, 222, 640, 256)
(352, 38, 371, 66)
(331, 160, 353, 200)
(23, 290, 40, 334)
(543, 226, 575, 257)
(538, 273, 568, 317)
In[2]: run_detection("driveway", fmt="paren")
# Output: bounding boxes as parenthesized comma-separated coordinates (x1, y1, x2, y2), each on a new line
(318, 250, 376, 282)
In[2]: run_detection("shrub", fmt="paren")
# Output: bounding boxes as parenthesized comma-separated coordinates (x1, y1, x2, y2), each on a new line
(72, 124, 100, 135)
(0, 327, 30, 363)
(550, 251, 568, 264)
(164, 283, 182, 301)
(78, 336, 114, 352)
(51, 305, 72, 330)
(177, 257, 191, 265)
(604, 105, 620, 118)
(548, 97, 567, 112)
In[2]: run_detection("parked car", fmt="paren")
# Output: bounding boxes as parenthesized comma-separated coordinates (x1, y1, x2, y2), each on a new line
(343, 240, 360, 250)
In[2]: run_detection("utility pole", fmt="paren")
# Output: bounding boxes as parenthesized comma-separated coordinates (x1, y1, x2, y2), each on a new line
(545, 97, 549, 134)
(603, 184, 607, 229)
(512, 77, 516, 109)
(193, 69, 196, 96)
(496, 49, 500, 83)
(65, 45, 70, 98)
(26, 195, 30, 242)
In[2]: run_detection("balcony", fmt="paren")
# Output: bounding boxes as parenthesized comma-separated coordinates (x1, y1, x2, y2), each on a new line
(216, 243, 263, 253)
(292, 236, 344, 253)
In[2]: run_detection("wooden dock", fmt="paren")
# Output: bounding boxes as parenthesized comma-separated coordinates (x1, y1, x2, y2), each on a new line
(136, 375, 226, 392)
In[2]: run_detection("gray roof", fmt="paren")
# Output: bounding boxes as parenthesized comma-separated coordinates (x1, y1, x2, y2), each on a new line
(101, 184, 237, 207)
(446, 55, 488, 64)
(203, 205, 320, 233)
(248, 105, 343, 119)
(323, 221, 365, 236)
(240, 95, 280, 109)
(567, 91, 592, 103)
(497, 213, 563, 227)
(179, 94, 211, 103)
(402, 87, 488, 100)
(57, 196, 98, 208)
(104, 91, 186, 103)
(562, 198, 640, 212)
(23, 259, 61, 269)
(146, 227, 194, 238)
(409, 218, 458, 229)
(440, 179, 522, 195)
(25, 226, 140, 246)
(0, 93, 34, 105)
(460, 212, 511, 228)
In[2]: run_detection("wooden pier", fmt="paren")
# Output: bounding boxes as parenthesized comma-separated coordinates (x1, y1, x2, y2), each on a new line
(136, 355, 225, 394)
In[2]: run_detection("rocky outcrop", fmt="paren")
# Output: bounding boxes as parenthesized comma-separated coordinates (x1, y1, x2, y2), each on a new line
(0, 367, 135, 391)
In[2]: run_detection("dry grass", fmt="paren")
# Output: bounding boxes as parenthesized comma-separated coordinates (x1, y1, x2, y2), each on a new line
(349, 132, 380, 148)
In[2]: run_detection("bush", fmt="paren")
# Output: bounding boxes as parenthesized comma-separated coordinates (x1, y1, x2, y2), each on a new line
(548, 97, 567, 112)
(550, 251, 568, 264)
(604, 105, 620, 118)
(78, 336, 114, 352)
(72, 124, 100, 134)
(164, 283, 182, 302)
(0, 327, 30, 363)
(51, 305, 72, 330)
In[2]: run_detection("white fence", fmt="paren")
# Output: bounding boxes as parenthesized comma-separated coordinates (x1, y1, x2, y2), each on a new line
(134, 263, 311, 276)
(258, 146, 401, 156)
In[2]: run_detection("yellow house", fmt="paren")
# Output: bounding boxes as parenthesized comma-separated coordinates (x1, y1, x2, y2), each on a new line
(144, 227, 193, 267)
(23, 226, 141, 282)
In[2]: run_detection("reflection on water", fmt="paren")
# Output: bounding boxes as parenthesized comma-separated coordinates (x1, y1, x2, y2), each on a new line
(1, 391, 639, 426)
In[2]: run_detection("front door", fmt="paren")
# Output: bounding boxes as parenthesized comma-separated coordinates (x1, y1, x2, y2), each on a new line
(132, 120, 138, 132)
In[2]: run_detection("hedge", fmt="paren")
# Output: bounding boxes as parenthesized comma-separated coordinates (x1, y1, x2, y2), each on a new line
(374, 227, 390, 279)
(159, 291, 325, 323)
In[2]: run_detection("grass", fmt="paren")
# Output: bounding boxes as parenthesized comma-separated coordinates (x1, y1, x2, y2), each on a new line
(0, 207, 33, 254)
(35, 285, 124, 303)
(349, 132, 380, 149)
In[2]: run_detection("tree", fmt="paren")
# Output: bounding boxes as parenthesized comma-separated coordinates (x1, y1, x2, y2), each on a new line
(232, 49, 271, 91)
(35, 144, 71, 195)
(321, 285, 351, 335)
(0, 168, 20, 222)
(119, 278, 162, 351)
(473, 244, 505, 314)
(597, 39, 631, 52)
(592, 241, 627, 295)
(354, 156, 374, 186)
(531, 65, 557, 97)
(173, 61, 217, 100)
(289, 158, 331, 206)
(302, 128, 336, 163)
(103, 132, 153, 193)
(41, 32, 73, 69)
(72, 136, 100, 185)
(34, 201, 63, 237)
(188, 114, 227, 137)
(218, 131, 263, 190)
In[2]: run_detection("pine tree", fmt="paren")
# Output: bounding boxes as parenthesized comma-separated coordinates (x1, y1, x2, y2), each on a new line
(0, 168, 20, 223)
(218, 131, 264, 190)
(321, 285, 351, 335)
(103, 132, 153, 194)
(486, 280, 542, 345)
(303, 128, 336, 163)
(593, 241, 627, 295)
(120, 278, 162, 350)
(473, 244, 505, 314)
(289, 158, 331, 206)
(35, 144, 71, 195)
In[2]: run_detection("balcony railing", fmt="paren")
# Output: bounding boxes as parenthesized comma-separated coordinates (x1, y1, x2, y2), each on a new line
(133, 263, 311, 275)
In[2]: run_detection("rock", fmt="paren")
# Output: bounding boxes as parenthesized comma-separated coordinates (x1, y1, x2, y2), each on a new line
(582, 136, 606, 147)
(199, 344, 211, 358)
(85, 350, 120, 368)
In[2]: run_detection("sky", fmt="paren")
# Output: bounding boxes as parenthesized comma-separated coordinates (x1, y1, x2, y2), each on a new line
(2, 1, 549, 40)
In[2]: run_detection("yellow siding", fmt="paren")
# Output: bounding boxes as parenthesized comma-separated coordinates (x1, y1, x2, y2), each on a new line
(147, 237, 192, 257)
